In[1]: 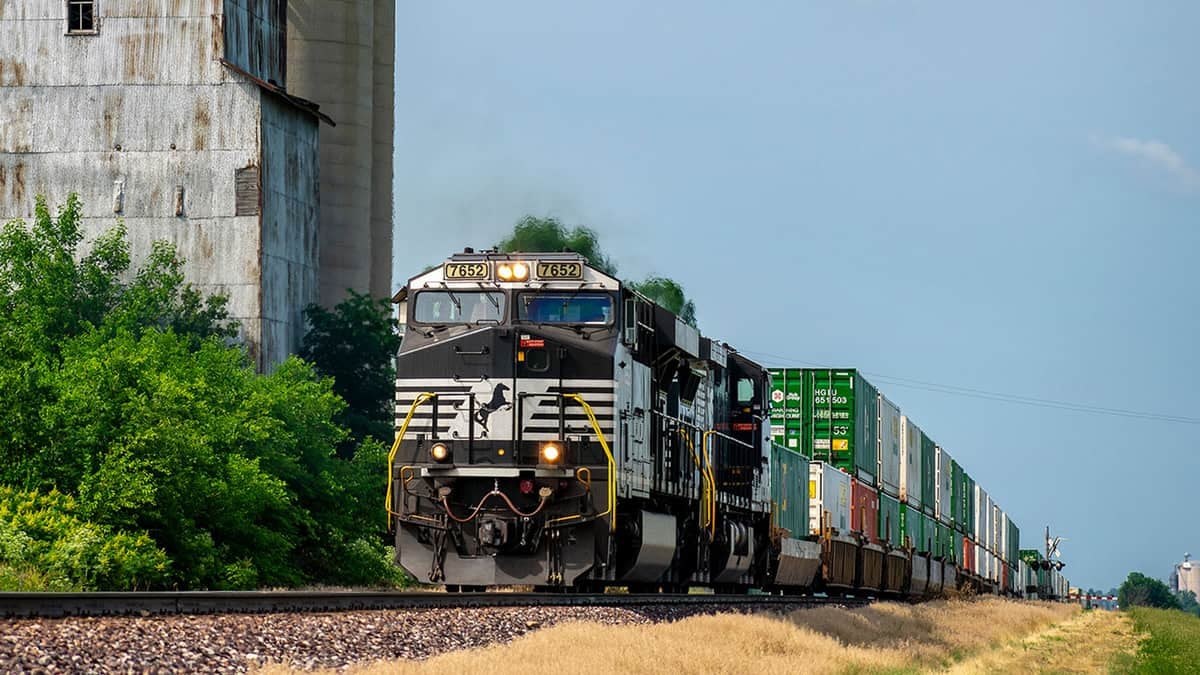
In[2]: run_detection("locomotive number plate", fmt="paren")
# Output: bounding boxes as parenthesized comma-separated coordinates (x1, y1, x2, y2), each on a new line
(536, 261, 583, 280)
(444, 262, 490, 280)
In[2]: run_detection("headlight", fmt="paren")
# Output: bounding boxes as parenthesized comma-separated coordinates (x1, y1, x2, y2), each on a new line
(511, 262, 529, 281)
(540, 442, 561, 463)
(497, 264, 514, 281)
(430, 442, 450, 462)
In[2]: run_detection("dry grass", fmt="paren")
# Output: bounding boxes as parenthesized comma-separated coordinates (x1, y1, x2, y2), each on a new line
(946, 608, 1137, 674)
(259, 598, 1080, 675)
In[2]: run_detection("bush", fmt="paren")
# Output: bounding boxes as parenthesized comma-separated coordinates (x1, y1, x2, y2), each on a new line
(0, 487, 170, 590)
(1119, 572, 1180, 610)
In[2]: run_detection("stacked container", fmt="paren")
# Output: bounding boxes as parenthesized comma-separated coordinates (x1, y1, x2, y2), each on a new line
(877, 394, 902, 497)
(808, 461, 851, 535)
(920, 432, 936, 516)
(769, 369, 882, 487)
(935, 446, 953, 524)
(852, 479, 880, 544)
(770, 444, 809, 539)
(878, 491, 903, 548)
(899, 416, 923, 512)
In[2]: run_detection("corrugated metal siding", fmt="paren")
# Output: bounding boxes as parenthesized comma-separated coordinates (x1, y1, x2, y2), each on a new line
(0, 0, 317, 371)
(223, 0, 286, 85)
(258, 94, 319, 368)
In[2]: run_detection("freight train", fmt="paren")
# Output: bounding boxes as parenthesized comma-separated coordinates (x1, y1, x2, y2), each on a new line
(386, 250, 1070, 599)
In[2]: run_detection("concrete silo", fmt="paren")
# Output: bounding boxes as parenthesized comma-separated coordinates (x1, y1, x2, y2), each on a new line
(286, 0, 395, 304)
(1176, 554, 1200, 598)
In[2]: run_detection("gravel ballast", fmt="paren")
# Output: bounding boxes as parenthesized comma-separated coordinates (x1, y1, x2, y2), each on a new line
(0, 603, 811, 673)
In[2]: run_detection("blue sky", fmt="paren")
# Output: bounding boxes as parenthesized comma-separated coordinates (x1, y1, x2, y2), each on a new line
(393, 2, 1200, 590)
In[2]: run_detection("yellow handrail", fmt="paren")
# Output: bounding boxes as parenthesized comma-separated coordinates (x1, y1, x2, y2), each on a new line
(701, 431, 720, 537)
(385, 392, 437, 526)
(678, 429, 712, 533)
(561, 393, 617, 533)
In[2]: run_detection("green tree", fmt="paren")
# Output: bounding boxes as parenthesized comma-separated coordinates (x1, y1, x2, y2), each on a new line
(629, 276, 698, 327)
(0, 195, 402, 589)
(300, 291, 402, 453)
(1119, 572, 1181, 610)
(497, 216, 617, 275)
(1177, 590, 1200, 617)
(495, 215, 700, 326)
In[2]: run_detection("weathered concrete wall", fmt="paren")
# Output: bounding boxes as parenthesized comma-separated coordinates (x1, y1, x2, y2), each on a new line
(286, 0, 394, 305)
(259, 94, 320, 367)
(0, 0, 319, 370)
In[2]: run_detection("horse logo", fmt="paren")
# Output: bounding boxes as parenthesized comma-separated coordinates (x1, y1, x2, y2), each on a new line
(449, 382, 512, 439)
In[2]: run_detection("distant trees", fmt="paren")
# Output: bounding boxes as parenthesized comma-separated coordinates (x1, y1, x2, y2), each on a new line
(0, 195, 402, 590)
(1177, 590, 1200, 617)
(300, 291, 402, 454)
(1118, 572, 1180, 611)
(496, 216, 700, 327)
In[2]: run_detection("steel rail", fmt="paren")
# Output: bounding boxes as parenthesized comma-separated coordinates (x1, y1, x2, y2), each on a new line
(0, 591, 872, 619)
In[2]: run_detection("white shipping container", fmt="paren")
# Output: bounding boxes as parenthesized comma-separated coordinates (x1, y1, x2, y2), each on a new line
(999, 512, 1009, 568)
(935, 446, 953, 523)
(808, 461, 852, 536)
(899, 415, 923, 509)
(877, 394, 902, 497)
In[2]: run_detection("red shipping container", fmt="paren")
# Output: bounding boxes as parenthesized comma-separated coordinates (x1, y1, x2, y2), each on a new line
(1002, 564, 1010, 592)
(851, 479, 880, 544)
(961, 536, 974, 572)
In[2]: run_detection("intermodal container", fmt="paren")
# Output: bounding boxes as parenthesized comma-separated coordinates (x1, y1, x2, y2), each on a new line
(950, 460, 964, 526)
(922, 511, 938, 553)
(902, 503, 931, 552)
(851, 479, 881, 544)
(920, 432, 936, 516)
(878, 490, 902, 548)
(769, 369, 879, 486)
(974, 487, 991, 581)
(935, 446, 953, 524)
(808, 461, 851, 535)
(877, 394, 902, 497)
(770, 444, 809, 539)
(1008, 520, 1020, 566)
(899, 416, 923, 510)
(963, 473, 976, 533)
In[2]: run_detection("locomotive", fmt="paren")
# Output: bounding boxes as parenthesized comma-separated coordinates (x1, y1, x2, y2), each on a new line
(387, 250, 1067, 599)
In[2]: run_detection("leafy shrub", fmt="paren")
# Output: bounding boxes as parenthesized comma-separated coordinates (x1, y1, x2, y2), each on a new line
(0, 487, 170, 590)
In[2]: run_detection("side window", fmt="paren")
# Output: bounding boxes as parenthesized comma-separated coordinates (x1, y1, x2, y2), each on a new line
(67, 1, 98, 34)
(736, 377, 755, 405)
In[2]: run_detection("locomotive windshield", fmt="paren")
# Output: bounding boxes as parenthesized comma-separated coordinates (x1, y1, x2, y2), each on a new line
(413, 291, 505, 324)
(517, 292, 613, 325)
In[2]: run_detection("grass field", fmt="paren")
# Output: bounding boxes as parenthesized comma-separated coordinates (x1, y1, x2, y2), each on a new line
(265, 598, 1090, 674)
(1112, 607, 1200, 674)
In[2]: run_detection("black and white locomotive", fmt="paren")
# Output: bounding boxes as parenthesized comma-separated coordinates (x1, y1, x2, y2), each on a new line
(388, 249, 819, 590)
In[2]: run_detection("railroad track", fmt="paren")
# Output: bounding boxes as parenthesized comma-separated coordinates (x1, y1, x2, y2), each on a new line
(0, 590, 872, 618)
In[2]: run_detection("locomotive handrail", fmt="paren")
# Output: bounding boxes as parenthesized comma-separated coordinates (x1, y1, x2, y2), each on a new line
(699, 430, 758, 538)
(386, 392, 437, 526)
(560, 393, 617, 533)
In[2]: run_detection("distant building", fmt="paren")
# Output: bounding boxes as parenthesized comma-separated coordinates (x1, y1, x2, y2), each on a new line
(1175, 554, 1200, 597)
(287, 0, 395, 305)
(0, 1, 395, 369)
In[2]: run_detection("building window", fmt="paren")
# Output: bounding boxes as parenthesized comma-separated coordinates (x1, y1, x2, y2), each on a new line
(67, 1, 97, 34)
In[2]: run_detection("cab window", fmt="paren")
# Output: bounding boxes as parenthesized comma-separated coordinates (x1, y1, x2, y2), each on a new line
(517, 293, 613, 325)
(413, 291, 505, 324)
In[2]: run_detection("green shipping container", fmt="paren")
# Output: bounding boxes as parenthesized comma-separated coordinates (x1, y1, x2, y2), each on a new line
(963, 474, 976, 533)
(910, 508, 939, 553)
(879, 491, 902, 548)
(920, 432, 937, 516)
(769, 443, 809, 539)
(935, 521, 952, 559)
(769, 369, 879, 486)
(1009, 521, 1020, 566)
(953, 526, 965, 564)
(950, 461, 964, 526)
